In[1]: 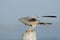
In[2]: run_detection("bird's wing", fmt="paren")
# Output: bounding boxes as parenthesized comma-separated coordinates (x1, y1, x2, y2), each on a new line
(28, 16, 57, 18)
(38, 22, 52, 25)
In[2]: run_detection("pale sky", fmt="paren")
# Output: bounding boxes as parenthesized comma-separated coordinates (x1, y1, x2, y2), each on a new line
(0, 0, 60, 40)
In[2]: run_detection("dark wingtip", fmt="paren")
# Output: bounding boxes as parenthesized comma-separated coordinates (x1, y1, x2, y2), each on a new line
(42, 16, 57, 18)
(39, 22, 52, 25)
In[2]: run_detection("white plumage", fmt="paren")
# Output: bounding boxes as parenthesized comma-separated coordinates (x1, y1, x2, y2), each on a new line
(19, 16, 53, 30)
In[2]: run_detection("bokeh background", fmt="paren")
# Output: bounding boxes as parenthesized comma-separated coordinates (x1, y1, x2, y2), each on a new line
(0, 0, 60, 40)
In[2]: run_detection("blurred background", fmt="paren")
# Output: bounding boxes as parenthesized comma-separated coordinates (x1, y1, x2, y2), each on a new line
(0, 0, 60, 40)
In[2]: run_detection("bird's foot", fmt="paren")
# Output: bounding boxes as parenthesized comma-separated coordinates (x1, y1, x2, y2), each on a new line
(26, 29, 33, 32)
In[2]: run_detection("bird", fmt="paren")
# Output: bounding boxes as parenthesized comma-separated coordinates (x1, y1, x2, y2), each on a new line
(19, 16, 56, 30)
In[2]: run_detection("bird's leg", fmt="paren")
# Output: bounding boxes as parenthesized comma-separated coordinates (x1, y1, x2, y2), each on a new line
(27, 25, 35, 32)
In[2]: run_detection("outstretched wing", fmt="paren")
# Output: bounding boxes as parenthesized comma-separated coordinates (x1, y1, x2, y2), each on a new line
(28, 16, 57, 18)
